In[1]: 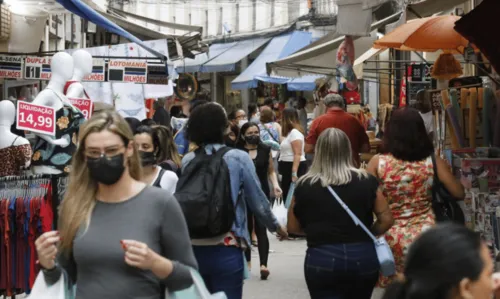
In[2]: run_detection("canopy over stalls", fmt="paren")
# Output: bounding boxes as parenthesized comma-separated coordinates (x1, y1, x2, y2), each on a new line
(232, 31, 312, 90)
(266, 13, 400, 78)
(176, 38, 270, 73)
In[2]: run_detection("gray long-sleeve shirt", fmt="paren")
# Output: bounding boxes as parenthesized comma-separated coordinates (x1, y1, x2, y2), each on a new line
(43, 186, 198, 299)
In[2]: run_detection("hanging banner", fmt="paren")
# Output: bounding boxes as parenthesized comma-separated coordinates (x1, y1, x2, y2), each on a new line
(69, 98, 93, 119)
(147, 64, 169, 85)
(24, 57, 52, 80)
(16, 101, 56, 136)
(0, 56, 23, 79)
(83, 59, 106, 82)
(108, 60, 147, 83)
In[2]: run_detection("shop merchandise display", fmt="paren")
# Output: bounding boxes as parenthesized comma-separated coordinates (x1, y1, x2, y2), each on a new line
(30, 52, 85, 175)
(0, 174, 66, 297)
(0, 101, 32, 177)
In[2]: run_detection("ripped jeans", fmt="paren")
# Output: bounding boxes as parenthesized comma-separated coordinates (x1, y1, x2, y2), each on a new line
(304, 243, 380, 299)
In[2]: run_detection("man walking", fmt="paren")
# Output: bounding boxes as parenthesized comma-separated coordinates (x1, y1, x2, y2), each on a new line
(305, 94, 369, 167)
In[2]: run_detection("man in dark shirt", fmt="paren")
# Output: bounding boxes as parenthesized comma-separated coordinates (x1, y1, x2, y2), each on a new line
(152, 97, 171, 128)
(305, 94, 369, 167)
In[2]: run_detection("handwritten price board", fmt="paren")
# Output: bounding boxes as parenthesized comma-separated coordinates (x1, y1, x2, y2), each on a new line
(69, 98, 93, 119)
(16, 101, 56, 136)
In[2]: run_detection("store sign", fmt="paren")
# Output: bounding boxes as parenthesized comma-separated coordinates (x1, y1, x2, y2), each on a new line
(147, 64, 169, 85)
(83, 59, 106, 82)
(411, 63, 432, 82)
(16, 101, 56, 136)
(108, 60, 147, 83)
(69, 98, 93, 119)
(24, 57, 52, 80)
(0, 56, 23, 79)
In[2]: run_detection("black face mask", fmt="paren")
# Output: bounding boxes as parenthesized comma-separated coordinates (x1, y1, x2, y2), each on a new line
(245, 135, 260, 145)
(139, 151, 156, 166)
(225, 136, 236, 147)
(87, 154, 126, 185)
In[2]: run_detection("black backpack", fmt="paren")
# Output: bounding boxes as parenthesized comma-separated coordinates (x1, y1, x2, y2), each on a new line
(175, 146, 235, 239)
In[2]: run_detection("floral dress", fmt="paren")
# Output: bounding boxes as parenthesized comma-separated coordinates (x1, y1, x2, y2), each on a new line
(32, 103, 85, 173)
(377, 154, 436, 287)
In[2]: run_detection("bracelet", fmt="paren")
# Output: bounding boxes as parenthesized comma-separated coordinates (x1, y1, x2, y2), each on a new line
(292, 172, 298, 177)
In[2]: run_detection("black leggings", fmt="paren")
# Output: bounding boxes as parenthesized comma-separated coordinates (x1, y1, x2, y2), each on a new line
(279, 161, 308, 204)
(245, 208, 270, 267)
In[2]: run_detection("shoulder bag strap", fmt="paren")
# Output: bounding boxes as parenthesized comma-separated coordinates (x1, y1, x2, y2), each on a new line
(326, 186, 377, 242)
(153, 168, 166, 187)
(430, 153, 438, 182)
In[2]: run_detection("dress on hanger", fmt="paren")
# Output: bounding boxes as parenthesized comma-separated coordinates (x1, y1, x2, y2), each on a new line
(0, 137, 32, 177)
(31, 103, 85, 173)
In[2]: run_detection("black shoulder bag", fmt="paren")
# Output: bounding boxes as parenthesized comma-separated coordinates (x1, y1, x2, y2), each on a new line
(430, 154, 465, 224)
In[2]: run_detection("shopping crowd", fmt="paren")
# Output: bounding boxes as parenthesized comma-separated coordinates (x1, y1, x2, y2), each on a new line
(34, 93, 500, 299)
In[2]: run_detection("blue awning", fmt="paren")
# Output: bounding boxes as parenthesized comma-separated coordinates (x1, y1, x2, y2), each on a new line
(287, 75, 325, 91)
(176, 38, 270, 73)
(56, 0, 167, 62)
(231, 31, 312, 90)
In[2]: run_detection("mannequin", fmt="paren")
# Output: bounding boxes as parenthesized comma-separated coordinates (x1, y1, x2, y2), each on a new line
(0, 101, 32, 177)
(65, 50, 93, 99)
(31, 52, 85, 175)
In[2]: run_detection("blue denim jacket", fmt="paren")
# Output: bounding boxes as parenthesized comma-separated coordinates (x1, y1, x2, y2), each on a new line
(182, 144, 279, 246)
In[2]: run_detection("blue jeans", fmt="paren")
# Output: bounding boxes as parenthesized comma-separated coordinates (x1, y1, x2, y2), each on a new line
(193, 246, 244, 299)
(304, 243, 380, 299)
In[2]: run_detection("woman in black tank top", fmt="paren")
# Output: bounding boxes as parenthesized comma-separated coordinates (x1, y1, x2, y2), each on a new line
(237, 122, 282, 280)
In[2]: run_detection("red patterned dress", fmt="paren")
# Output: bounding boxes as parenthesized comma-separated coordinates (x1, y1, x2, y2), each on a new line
(377, 154, 436, 287)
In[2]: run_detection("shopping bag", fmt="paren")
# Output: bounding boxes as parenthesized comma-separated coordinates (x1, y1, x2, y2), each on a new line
(27, 270, 72, 299)
(272, 198, 288, 227)
(169, 268, 227, 299)
(284, 183, 296, 209)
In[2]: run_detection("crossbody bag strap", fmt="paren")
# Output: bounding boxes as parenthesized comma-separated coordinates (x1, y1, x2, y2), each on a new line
(262, 124, 279, 143)
(326, 186, 377, 242)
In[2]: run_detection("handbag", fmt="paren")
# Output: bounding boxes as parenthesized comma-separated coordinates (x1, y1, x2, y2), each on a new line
(430, 154, 465, 224)
(327, 186, 396, 277)
(28, 270, 75, 299)
(168, 268, 227, 299)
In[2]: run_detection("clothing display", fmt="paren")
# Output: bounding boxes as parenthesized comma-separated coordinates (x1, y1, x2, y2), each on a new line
(0, 138, 32, 177)
(31, 103, 85, 173)
(0, 174, 63, 297)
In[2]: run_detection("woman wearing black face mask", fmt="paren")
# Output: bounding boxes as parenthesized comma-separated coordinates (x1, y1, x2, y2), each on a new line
(34, 110, 198, 299)
(134, 125, 178, 195)
(237, 122, 282, 280)
(224, 123, 239, 147)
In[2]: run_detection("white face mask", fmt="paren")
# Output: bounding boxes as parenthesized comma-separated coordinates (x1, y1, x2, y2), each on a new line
(238, 119, 248, 128)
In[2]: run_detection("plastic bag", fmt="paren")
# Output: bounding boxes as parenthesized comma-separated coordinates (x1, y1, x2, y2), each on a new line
(28, 271, 70, 299)
(272, 198, 288, 227)
(169, 268, 227, 299)
(285, 183, 296, 209)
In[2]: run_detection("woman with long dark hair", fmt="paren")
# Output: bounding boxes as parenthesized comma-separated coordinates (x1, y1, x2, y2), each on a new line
(367, 108, 464, 291)
(278, 108, 307, 204)
(383, 223, 500, 299)
(236, 122, 282, 280)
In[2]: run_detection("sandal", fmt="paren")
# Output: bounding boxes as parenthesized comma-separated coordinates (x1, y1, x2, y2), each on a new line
(260, 266, 270, 280)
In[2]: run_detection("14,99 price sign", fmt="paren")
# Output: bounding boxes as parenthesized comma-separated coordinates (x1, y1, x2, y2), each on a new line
(16, 102, 56, 136)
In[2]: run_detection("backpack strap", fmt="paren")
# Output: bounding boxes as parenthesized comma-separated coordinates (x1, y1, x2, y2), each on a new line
(152, 168, 167, 187)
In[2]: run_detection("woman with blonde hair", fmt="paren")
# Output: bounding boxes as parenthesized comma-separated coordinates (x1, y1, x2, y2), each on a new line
(288, 128, 394, 299)
(35, 110, 197, 298)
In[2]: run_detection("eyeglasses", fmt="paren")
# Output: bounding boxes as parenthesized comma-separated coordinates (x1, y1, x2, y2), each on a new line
(84, 145, 125, 159)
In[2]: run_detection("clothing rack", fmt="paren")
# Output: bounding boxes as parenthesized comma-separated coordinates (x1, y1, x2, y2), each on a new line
(0, 174, 68, 299)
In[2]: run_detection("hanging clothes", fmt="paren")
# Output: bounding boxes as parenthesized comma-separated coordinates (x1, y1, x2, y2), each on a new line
(0, 175, 63, 297)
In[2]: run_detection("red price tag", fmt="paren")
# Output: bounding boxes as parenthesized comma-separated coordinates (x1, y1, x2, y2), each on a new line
(16, 101, 56, 136)
(69, 98, 93, 119)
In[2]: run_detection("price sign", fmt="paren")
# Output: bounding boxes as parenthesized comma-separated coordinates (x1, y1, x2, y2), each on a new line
(24, 56, 52, 80)
(16, 101, 56, 136)
(108, 60, 147, 83)
(83, 59, 105, 82)
(0, 56, 23, 79)
(429, 90, 442, 112)
(69, 98, 93, 119)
